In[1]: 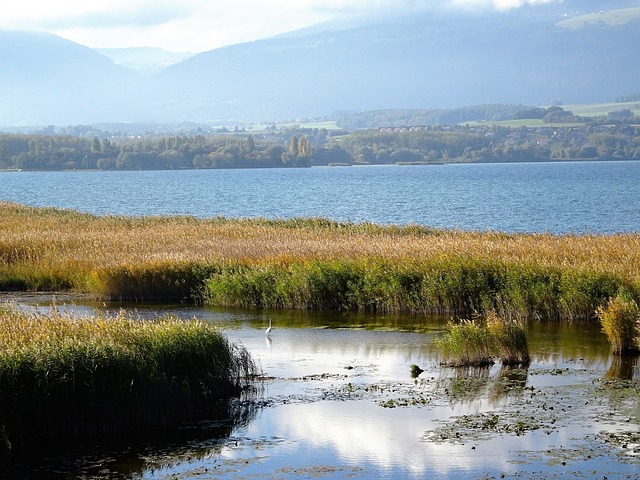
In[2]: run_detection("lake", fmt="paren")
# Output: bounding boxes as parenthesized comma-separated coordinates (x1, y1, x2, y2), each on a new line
(1, 162, 639, 478)
(1, 161, 640, 233)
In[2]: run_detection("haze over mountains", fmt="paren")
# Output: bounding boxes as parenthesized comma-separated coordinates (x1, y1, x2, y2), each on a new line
(1, 0, 639, 126)
(96, 48, 195, 76)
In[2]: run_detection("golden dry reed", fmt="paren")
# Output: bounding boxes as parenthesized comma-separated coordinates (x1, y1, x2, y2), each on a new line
(1, 202, 640, 319)
(0, 306, 256, 457)
(596, 295, 640, 354)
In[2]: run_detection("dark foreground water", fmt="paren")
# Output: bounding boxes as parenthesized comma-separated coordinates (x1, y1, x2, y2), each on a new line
(2, 161, 640, 233)
(2, 297, 638, 480)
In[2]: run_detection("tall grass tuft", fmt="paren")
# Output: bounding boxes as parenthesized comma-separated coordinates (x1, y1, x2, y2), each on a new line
(596, 295, 640, 354)
(437, 312, 530, 366)
(436, 319, 494, 367)
(486, 312, 530, 365)
(0, 307, 257, 457)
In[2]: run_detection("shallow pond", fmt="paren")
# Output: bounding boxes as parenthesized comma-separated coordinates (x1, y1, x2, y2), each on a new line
(2, 296, 639, 479)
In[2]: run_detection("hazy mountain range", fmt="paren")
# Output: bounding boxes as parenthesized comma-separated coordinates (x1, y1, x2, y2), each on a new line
(96, 47, 195, 76)
(1, 0, 639, 126)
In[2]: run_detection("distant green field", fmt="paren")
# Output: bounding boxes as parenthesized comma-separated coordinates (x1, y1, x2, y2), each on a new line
(557, 7, 640, 29)
(564, 101, 640, 118)
(288, 120, 340, 130)
(250, 120, 340, 132)
(260, 103, 639, 132)
(468, 101, 640, 128)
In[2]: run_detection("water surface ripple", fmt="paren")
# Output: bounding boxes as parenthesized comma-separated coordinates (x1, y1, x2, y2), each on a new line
(2, 161, 640, 233)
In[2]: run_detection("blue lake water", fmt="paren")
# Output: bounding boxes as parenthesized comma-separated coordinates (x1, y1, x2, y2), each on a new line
(1, 161, 640, 233)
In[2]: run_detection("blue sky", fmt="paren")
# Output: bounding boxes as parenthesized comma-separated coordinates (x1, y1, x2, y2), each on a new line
(1, 0, 561, 52)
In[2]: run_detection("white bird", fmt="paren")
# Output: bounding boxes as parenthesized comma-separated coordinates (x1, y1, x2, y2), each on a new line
(265, 318, 272, 336)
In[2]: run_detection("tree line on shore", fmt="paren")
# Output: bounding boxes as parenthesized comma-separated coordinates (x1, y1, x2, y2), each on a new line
(1, 118, 639, 171)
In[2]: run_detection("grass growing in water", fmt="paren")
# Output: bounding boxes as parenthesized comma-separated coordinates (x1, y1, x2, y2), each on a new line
(596, 296, 640, 354)
(437, 313, 530, 367)
(2, 202, 640, 319)
(437, 319, 495, 366)
(204, 259, 636, 320)
(0, 307, 257, 457)
(487, 312, 530, 365)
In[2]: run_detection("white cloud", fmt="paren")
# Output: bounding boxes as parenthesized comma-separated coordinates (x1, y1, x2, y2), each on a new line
(1, 1, 338, 52)
(0, 0, 563, 52)
(449, 0, 561, 11)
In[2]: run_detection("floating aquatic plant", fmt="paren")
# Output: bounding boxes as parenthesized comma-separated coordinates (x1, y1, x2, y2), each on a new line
(410, 364, 424, 377)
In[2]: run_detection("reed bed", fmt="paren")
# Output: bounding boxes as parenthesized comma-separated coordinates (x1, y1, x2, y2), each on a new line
(436, 319, 495, 366)
(596, 295, 640, 354)
(0, 306, 256, 456)
(1, 202, 640, 319)
(436, 313, 530, 367)
(204, 258, 636, 320)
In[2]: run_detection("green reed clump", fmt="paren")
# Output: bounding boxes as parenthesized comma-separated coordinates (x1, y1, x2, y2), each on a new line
(0, 308, 257, 456)
(486, 312, 530, 365)
(436, 319, 495, 366)
(558, 270, 629, 321)
(596, 295, 640, 354)
(436, 313, 529, 367)
(204, 258, 637, 320)
(205, 260, 365, 310)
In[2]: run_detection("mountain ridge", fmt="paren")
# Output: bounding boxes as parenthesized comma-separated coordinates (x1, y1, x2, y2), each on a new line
(151, 6, 640, 121)
(1, 1, 639, 126)
(0, 30, 140, 125)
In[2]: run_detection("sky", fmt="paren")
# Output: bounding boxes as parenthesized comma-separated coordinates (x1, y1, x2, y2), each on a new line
(0, 0, 561, 53)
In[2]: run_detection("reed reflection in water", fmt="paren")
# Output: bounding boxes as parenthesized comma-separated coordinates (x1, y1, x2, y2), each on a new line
(2, 399, 259, 479)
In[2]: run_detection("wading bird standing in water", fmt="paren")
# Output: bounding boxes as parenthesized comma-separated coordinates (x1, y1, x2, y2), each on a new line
(265, 318, 272, 336)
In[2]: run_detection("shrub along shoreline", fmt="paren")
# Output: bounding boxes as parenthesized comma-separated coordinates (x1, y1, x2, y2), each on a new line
(1, 201, 639, 320)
